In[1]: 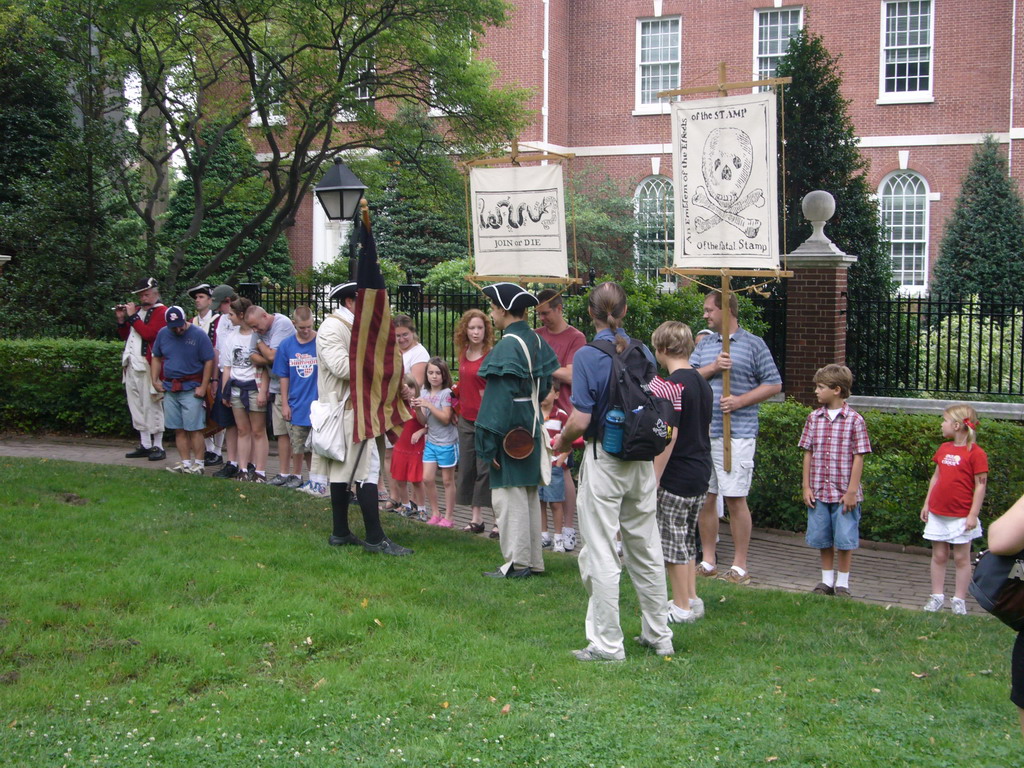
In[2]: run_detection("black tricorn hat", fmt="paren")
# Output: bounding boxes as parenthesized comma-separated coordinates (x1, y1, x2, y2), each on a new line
(482, 282, 538, 314)
(187, 282, 213, 298)
(328, 282, 358, 303)
(130, 276, 159, 294)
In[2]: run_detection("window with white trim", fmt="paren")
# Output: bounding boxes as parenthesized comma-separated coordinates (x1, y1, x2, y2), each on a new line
(249, 52, 287, 127)
(879, 171, 929, 291)
(880, 1, 933, 100)
(634, 176, 675, 271)
(755, 8, 802, 88)
(635, 17, 680, 112)
(336, 56, 375, 122)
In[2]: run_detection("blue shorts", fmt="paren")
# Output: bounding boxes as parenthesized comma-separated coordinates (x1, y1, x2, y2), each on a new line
(423, 441, 458, 468)
(163, 388, 207, 432)
(539, 464, 565, 503)
(806, 500, 861, 551)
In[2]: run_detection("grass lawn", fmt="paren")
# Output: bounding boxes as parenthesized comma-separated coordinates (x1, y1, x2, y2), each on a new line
(0, 457, 1019, 767)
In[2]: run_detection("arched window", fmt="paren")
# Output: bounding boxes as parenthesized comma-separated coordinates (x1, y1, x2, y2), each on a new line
(879, 171, 929, 292)
(634, 176, 675, 273)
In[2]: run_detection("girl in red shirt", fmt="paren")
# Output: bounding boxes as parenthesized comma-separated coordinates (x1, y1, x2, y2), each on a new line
(453, 309, 494, 533)
(920, 404, 988, 615)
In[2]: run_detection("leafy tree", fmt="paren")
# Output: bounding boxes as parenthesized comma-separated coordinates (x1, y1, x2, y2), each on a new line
(931, 136, 1024, 303)
(0, 7, 141, 338)
(161, 126, 294, 291)
(775, 30, 893, 300)
(35, 0, 529, 293)
(567, 168, 639, 280)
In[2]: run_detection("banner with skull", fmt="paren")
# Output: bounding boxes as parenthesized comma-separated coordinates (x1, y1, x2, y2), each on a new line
(671, 92, 780, 270)
(470, 164, 568, 277)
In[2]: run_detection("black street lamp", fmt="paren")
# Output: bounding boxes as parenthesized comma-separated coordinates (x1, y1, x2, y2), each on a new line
(314, 157, 367, 221)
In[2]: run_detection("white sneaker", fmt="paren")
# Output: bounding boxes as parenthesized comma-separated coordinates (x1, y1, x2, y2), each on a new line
(298, 481, 329, 498)
(667, 602, 696, 623)
(922, 594, 945, 612)
(615, 540, 623, 558)
(165, 462, 187, 473)
(186, 463, 204, 476)
(562, 527, 576, 552)
(689, 597, 705, 619)
(951, 597, 968, 615)
(541, 532, 552, 548)
(552, 535, 566, 553)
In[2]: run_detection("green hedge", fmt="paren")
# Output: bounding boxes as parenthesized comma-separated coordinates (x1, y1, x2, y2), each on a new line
(751, 400, 1024, 546)
(0, 339, 131, 436)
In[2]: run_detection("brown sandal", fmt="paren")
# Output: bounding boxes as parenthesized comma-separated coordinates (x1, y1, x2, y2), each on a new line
(463, 522, 485, 534)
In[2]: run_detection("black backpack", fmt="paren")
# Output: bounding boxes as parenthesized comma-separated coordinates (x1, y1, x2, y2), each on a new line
(589, 337, 674, 461)
(969, 548, 1024, 631)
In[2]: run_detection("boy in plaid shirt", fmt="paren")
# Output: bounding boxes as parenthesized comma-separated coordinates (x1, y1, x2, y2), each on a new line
(798, 364, 872, 597)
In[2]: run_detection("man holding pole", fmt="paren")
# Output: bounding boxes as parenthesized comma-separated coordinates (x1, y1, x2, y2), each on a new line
(690, 290, 781, 584)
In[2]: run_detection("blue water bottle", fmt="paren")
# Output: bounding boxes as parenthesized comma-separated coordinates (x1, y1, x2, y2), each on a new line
(603, 406, 625, 454)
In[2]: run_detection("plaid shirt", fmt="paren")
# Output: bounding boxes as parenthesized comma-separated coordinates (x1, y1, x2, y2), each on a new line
(798, 403, 872, 503)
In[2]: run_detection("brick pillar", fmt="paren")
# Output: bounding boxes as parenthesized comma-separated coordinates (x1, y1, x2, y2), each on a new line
(784, 191, 857, 406)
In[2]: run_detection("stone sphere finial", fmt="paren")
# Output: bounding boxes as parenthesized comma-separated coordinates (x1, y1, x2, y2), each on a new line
(801, 190, 836, 243)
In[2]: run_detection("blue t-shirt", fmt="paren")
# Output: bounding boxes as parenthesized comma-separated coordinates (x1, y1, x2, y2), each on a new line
(271, 334, 319, 426)
(688, 326, 782, 438)
(571, 329, 655, 438)
(152, 325, 215, 389)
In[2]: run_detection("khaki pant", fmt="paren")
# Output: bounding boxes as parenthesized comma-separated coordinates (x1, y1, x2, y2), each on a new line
(492, 485, 544, 573)
(576, 443, 672, 657)
(123, 364, 164, 434)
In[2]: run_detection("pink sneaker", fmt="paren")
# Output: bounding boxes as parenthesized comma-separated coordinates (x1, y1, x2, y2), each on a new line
(437, 518, 454, 528)
(426, 516, 442, 526)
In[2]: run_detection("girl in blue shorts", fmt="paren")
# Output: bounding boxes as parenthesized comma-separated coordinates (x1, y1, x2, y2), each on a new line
(415, 357, 459, 527)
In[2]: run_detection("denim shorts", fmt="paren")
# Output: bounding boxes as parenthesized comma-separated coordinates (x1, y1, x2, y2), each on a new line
(163, 388, 207, 432)
(806, 500, 861, 550)
(539, 464, 565, 503)
(423, 440, 458, 468)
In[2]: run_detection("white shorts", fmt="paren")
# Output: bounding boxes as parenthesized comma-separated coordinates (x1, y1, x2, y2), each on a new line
(708, 437, 756, 497)
(923, 512, 983, 544)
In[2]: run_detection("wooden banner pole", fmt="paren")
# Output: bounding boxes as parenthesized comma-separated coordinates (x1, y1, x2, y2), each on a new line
(721, 273, 732, 472)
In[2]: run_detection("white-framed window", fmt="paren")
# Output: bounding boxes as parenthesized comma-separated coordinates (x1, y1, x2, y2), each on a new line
(754, 7, 803, 89)
(336, 56, 375, 122)
(249, 52, 287, 126)
(879, 171, 930, 292)
(635, 17, 681, 114)
(634, 176, 675, 272)
(878, 1, 933, 104)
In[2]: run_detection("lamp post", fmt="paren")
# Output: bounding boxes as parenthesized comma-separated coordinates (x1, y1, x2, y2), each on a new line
(314, 157, 367, 280)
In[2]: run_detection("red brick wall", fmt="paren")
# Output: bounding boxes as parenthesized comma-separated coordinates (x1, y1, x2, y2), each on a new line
(786, 264, 850, 404)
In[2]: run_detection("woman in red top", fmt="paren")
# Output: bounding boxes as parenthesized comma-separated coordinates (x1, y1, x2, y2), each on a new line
(919, 404, 988, 615)
(454, 309, 493, 532)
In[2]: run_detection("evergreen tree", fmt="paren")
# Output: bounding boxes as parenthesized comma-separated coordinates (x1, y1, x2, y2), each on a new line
(775, 30, 893, 300)
(161, 126, 293, 292)
(931, 136, 1024, 303)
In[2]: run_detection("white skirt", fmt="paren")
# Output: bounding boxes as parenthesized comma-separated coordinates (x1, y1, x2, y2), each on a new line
(923, 512, 983, 544)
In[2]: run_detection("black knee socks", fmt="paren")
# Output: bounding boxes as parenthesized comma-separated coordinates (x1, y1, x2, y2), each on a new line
(330, 482, 352, 537)
(357, 482, 385, 545)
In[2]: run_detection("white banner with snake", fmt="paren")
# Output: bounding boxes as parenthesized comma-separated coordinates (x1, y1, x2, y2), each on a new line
(672, 92, 780, 270)
(470, 164, 568, 277)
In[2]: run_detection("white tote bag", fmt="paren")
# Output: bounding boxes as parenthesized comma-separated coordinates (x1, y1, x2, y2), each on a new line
(308, 398, 348, 463)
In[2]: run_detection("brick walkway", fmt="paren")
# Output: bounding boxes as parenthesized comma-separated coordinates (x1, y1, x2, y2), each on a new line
(0, 433, 975, 613)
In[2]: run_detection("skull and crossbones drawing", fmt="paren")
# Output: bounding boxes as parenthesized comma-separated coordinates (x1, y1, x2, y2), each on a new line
(692, 127, 765, 238)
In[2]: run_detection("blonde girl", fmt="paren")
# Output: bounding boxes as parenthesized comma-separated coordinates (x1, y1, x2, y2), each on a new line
(920, 404, 988, 615)
(413, 357, 458, 527)
(219, 297, 269, 482)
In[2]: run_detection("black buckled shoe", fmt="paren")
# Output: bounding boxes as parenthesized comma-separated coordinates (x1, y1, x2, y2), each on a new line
(147, 447, 167, 461)
(328, 533, 365, 547)
(204, 451, 223, 467)
(362, 537, 414, 556)
(125, 445, 150, 458)
(212, 463, 239, 479)
(483, 565, 533, 579)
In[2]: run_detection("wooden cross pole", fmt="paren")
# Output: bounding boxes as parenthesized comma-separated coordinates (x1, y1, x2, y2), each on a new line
(720, 272, 733, 471)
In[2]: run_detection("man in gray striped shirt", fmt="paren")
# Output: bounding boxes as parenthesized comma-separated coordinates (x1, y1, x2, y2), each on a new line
(690, 291, 782, 585)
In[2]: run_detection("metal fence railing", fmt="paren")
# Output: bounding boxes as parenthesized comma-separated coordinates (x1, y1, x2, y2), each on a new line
(847, 294, 1024, 399)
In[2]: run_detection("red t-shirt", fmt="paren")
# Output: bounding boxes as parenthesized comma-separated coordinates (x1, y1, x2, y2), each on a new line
(537, 324, 586, 415)
(927, 442, 988, 518)
(457, 351, 487, 422)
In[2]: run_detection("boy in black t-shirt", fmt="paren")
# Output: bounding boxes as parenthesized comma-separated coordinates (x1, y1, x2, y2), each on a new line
(651, 321, 714, 624)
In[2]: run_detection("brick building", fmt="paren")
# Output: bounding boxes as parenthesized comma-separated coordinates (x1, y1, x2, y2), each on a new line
(290, 1, 1023, 294)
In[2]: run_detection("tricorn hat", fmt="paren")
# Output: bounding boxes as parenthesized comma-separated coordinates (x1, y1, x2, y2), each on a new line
(482, 282, 538, 314)
(187, 282, 213, 299)
(328, 282, 358, 303)
(130, 276, 159, 295)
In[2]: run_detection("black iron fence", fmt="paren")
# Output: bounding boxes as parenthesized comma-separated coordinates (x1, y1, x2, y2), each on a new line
(847, 294, 1024, 399)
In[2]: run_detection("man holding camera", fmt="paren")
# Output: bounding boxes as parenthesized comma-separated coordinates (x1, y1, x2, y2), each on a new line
(115, 276, 168, 461)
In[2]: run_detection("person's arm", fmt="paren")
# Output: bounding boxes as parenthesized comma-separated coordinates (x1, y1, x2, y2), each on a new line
(653, 429, 678, 484)
(920, 466, 940, 522)
(802, 451, 814, 508)
(221, 365, 232, 405)
(150, 356, 165, 392)
(409, 361, 427, 388)
(279, 376, 292, 421)
(841, 454, 865, 513)
(988, 493, 1024, 555)
(719, 382, 782, 414)
(250, 340, 275, 366)
(965, 472, 987, 531)
(695, 351, 729, 381)
(195, 358, 214, 398)
(256, 369, 269, 407)
(556, 408, 591, 454)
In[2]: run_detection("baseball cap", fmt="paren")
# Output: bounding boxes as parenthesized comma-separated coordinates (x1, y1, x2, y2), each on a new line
(165, 305, 187, 328)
